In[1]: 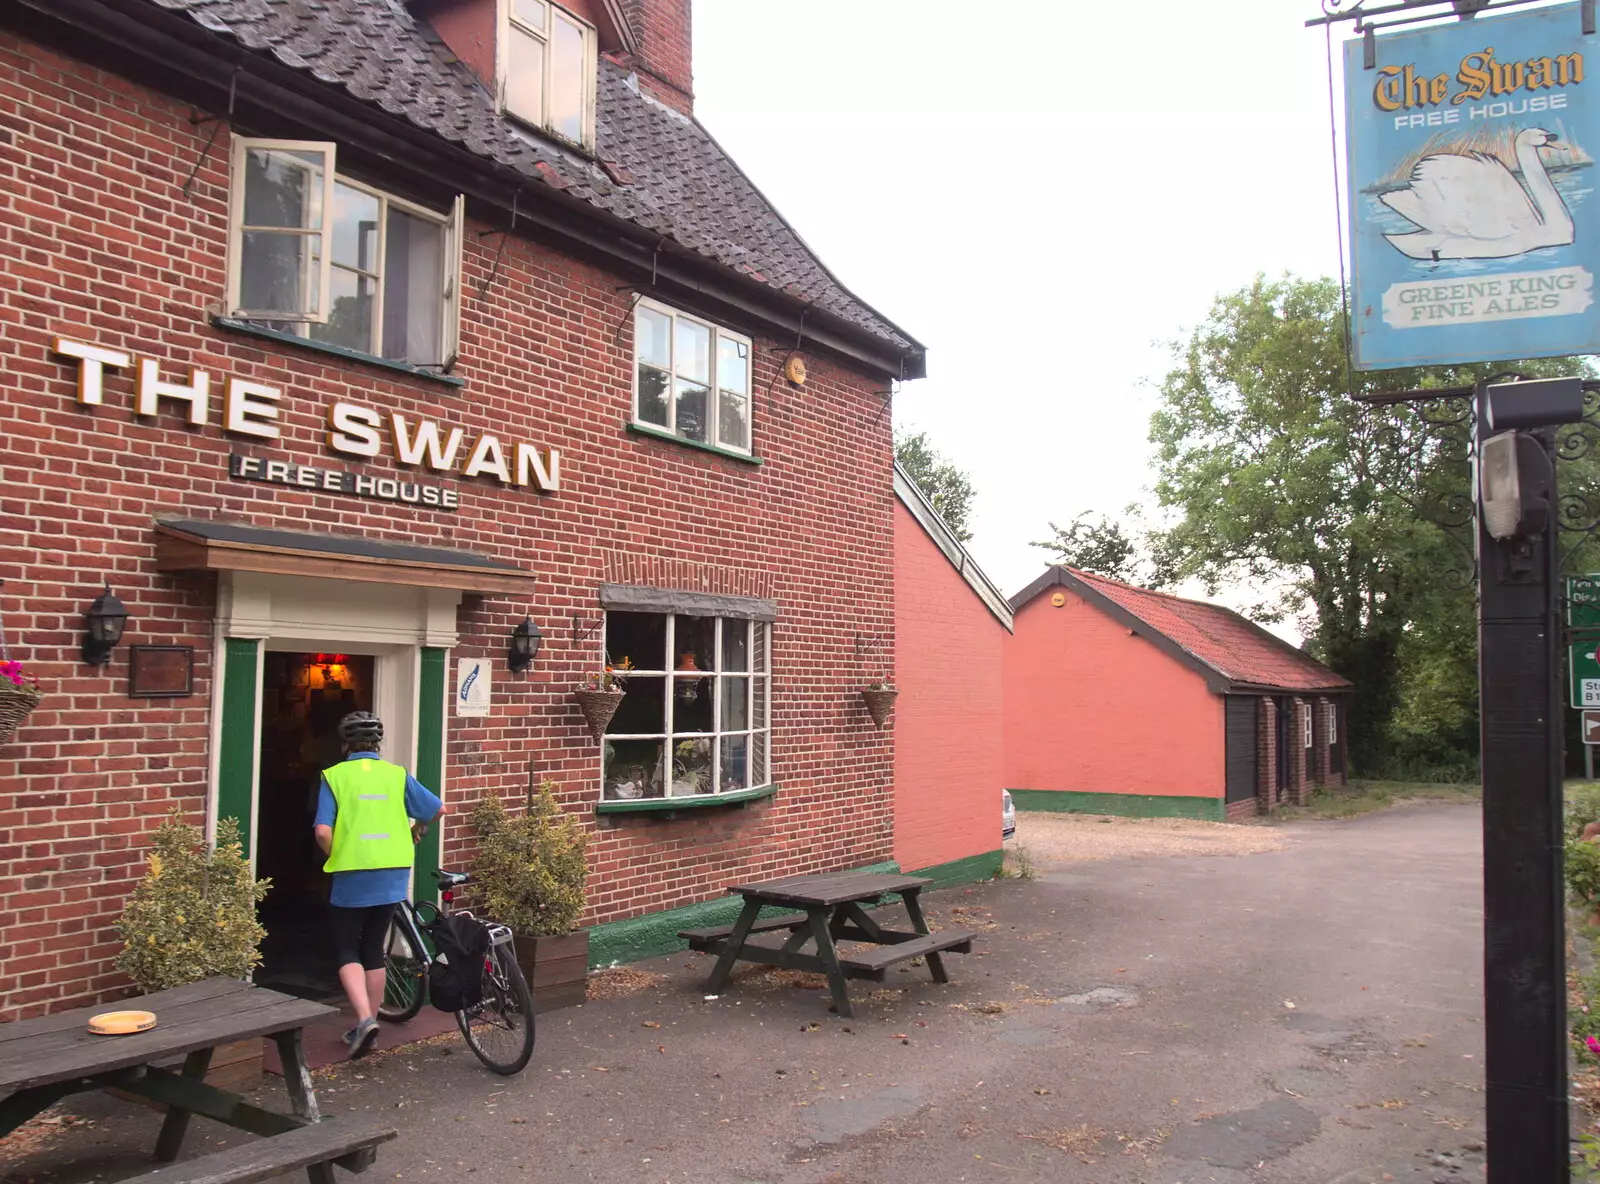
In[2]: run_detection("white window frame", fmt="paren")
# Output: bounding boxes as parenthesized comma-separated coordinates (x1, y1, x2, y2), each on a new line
(226, 139, 465, 368)
(500, 0, 598, 149)
(598, 613, 772, 801)
(1304, 703, 1314, 749)
(1327, 702, 1338, 747)
(226, 137, 337, 323)
(632, 297, 755, 456)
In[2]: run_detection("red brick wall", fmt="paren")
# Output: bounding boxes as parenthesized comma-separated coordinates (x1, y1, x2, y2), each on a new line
(1288, 699, 1310, 806)
(1003, 589, 1225, 800)
(0, 34, 893, 1017)
(621, 0, 693, 113)
(891, 501, 1006, 873)
(1256, 697, 1277, 813)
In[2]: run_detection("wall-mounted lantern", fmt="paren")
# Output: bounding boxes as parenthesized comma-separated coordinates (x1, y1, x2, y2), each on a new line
(508, 617, 543, 673)
(82, 585, 129, 666)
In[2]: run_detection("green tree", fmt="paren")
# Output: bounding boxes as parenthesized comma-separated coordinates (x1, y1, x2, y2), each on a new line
(1149, 274, 1587, 773)
(895, 429, 976, 542)
(1033, 512, 1142, 582)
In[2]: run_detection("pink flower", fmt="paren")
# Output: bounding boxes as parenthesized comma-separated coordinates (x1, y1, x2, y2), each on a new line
(1587, 1036, 1600, 1056)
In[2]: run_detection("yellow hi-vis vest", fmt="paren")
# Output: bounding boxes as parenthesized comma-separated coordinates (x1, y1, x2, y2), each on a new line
(323, 759, 415, 873)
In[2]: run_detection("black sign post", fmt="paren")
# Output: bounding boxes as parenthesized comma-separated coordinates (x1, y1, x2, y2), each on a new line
(1476, 379, 1570, 1182)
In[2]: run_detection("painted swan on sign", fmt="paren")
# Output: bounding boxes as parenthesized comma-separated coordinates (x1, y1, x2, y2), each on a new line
(1380, 127, 1574, 261)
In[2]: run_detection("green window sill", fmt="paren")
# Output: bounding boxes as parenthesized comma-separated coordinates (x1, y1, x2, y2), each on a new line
(626, 421, 763, 466)
(212, 316, 467, 388)
(595, 782, 778, 816)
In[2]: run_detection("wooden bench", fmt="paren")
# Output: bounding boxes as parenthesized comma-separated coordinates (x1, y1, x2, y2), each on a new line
(836, 928, 976, 980)
(678, 911, 808, 948)
(137, 1114, 397, 1184)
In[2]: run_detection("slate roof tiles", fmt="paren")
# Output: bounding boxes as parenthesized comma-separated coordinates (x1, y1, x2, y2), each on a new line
(144, 0, 919, 356)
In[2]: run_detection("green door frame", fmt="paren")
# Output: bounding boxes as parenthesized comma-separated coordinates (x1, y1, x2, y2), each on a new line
(216, 638, 261, 855)
(414, 647, 447, 902)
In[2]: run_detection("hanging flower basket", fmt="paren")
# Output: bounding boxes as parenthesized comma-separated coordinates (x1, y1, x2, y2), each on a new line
(0, 680, 42, 746)
(861, 685, 898, 728)
(574, 687, 625, 741)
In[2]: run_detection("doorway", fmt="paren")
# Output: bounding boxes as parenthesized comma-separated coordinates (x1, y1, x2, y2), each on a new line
(255, 650, 376, 998)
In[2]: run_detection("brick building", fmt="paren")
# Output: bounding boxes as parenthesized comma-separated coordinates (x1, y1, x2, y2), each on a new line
(892, 465, 1012, 885)
(0, 0, 927, 1016)
(1005, 567, 1351, 822)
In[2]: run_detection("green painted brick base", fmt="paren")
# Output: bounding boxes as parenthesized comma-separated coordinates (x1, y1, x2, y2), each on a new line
(586, 860, 901, 969)
(1008, 789, 1225, 822)
(907, 849, 1003, 890)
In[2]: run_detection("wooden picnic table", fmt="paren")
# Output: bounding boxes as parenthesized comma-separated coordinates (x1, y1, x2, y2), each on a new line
(0, 978, 395, 1184)
(679, 871, 976, 1018)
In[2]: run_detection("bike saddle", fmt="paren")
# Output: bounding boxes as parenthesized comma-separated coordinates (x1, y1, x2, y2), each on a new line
(435, 870, 470, 889)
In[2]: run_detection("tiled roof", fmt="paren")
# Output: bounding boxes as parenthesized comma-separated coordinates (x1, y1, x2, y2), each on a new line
(144, 0, 920, 357)
(1016, 566, 1351, 693)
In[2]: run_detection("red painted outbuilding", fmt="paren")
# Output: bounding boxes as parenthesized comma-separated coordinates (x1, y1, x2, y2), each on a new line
(892, 467, 1013, 883)
(1004, 566, 1352, 821)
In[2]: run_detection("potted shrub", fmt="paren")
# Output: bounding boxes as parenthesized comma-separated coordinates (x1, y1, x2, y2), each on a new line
(470, 782, 590, 1012)
(861, 677, 898, 728)
(573, 658, 631, 740)
(115, 813, 271, 1089)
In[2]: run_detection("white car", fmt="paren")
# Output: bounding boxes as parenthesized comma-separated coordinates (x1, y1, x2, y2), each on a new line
(1002, 789, 1016, 840)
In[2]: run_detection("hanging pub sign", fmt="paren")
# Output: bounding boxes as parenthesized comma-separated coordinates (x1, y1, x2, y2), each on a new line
(1345, 3, 1598, 369)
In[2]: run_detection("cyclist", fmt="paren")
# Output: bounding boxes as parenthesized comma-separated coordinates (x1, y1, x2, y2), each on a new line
(312, 710, 444, 1059)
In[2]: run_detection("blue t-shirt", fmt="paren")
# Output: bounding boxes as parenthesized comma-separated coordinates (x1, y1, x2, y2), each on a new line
(314, 752, 443, 908)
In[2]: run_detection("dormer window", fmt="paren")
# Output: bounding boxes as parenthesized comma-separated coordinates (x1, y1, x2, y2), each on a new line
(505, 0, 597, 148)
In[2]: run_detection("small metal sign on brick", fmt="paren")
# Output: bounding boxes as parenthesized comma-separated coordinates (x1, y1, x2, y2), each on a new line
(456, 657, 490, 718)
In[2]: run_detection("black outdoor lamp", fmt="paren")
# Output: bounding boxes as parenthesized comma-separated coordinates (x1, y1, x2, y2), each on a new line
(507, 616, 542, 673)
(82, 584, 129, 666)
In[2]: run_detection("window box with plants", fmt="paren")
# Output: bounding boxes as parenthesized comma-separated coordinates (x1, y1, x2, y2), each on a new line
(115, 814, 272, 1091)
(470, 782, 590, 1013)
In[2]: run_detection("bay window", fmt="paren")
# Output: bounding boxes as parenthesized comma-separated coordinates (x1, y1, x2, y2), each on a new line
(634, 298, 753, 454)
(226, 138, 464, 370)
(600, 611, 771, 801)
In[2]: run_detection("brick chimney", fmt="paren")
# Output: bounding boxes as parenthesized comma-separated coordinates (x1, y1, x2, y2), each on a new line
(620, 0, 693, 115)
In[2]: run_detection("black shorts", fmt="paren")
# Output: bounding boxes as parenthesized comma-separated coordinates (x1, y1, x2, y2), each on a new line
(330, 902, 398, 971)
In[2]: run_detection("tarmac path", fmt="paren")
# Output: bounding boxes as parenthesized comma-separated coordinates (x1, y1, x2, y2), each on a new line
(3, 802, 1487, 1183)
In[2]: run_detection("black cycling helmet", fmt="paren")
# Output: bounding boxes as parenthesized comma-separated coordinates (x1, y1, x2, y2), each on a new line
(337, 711, 384, 748)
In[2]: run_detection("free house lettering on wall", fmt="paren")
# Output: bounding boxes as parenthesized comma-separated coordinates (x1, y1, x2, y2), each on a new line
(50, 337, 561, 509)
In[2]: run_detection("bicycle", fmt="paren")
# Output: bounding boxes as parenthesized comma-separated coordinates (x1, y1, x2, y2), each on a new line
(377, 867, 536, 1075)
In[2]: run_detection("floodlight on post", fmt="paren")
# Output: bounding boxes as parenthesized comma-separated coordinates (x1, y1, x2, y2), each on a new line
(1480, 431, 1553, 541)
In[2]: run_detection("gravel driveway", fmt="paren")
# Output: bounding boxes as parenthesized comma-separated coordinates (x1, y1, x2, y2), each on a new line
(1010, 810, 1288, 866)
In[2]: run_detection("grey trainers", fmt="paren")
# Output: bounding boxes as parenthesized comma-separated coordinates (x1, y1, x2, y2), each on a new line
(347, 1016, 379, 1060)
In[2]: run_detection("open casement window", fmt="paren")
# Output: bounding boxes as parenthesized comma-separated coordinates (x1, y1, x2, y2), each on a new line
(227, 139, 337, 323)
(634, 298, 754, 454)
(227, 139, 464, 369)
(599, 612, 772, 801)
(504, 0, 598, 148)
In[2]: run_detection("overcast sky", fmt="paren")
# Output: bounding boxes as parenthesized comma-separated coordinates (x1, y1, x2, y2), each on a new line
(692, 0, 1350, 609)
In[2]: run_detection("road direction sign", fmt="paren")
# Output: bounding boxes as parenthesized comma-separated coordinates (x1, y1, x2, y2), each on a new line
(1570, 577, 1600, 708)
(1584, 711, 1600, 746)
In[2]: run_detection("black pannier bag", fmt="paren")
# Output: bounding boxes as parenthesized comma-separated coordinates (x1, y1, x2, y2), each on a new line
(423, 913, 491, 1013)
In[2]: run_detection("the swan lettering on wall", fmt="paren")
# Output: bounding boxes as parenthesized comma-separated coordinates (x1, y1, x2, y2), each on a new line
(1379, 127, 1575, 261)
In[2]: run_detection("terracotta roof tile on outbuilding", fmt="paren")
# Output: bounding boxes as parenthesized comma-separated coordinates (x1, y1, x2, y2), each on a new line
(1012, 566, 1351, 694)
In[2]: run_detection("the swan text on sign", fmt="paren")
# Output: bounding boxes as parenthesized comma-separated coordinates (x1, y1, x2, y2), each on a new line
(1373, 49, 1584, 112)
(48, 336, 562, 500)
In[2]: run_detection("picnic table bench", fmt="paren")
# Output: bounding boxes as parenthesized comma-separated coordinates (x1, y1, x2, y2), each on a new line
(680, 871, 975, 1018)
(0, 978, 396, 1183)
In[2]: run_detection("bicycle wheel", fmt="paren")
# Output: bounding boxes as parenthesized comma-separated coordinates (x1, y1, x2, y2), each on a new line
(377, 914, 428, 1023)
(457, 942, 535, 1075)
